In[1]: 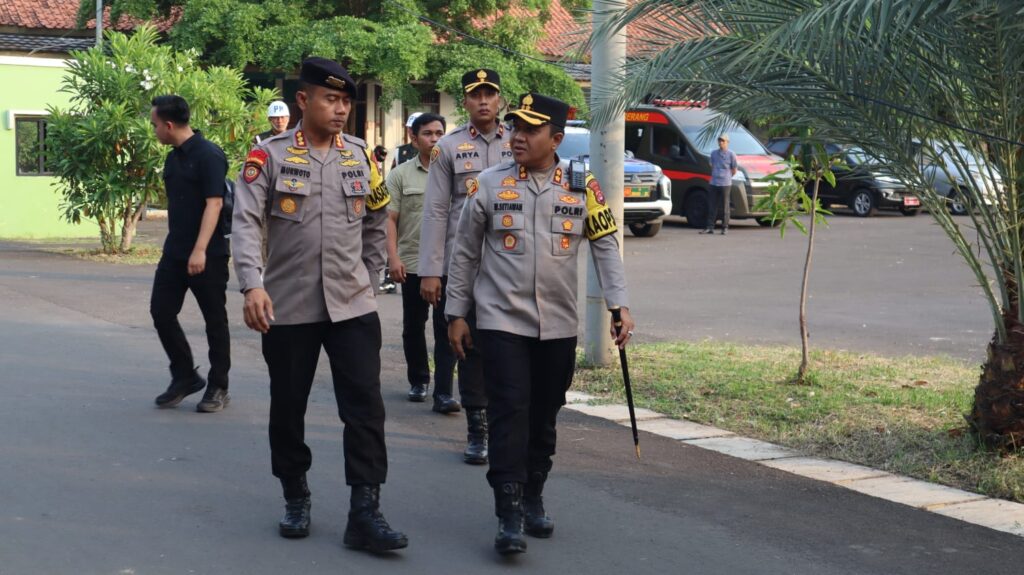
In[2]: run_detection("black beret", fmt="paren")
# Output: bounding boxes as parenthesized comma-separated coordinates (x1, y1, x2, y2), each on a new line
(504, 92, 570, 128)
(462, 69, 501, 93)
(300, 57, 357, 98)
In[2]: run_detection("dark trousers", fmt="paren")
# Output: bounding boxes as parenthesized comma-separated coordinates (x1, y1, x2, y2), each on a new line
(262, 314, 388, 486)
(434, 276, 487, 408)
(150, 255, 230, 388)
(400, 273, 457, 391)
(477, 330, 577, 486)
(706, 185, 731, 230)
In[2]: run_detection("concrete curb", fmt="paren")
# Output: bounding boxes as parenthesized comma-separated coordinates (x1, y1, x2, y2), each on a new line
(562, 392, 1024, 538)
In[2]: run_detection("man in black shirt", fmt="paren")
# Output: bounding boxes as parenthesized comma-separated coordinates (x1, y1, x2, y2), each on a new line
(149, 95, 231, 413)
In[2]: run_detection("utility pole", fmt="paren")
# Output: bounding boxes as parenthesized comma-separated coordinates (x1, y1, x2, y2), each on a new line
(584, 0, 626, 366)
(95, 0, 103, 47)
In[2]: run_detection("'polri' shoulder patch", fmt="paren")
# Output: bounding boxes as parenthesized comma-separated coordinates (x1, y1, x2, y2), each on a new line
(430, 145, 442, 164)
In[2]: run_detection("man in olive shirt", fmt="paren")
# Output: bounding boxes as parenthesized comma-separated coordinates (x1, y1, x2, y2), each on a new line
(385, 113, 449, 402)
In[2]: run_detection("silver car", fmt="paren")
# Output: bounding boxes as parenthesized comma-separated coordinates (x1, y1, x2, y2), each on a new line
(921, 142, 1002, 215)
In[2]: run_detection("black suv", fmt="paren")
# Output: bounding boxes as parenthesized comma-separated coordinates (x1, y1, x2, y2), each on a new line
(766, 139, 921, 217)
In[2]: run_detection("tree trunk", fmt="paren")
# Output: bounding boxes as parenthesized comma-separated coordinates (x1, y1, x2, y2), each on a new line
(119, 201, 146, 253)
(796, 178, 821, 383)
(97, 214, 116, 254)
(967, 311, 1024, 450)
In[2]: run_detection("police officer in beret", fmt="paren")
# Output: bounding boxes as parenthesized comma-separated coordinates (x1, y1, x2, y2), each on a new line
(418, 69, 513, 464)
(446, 92, 634, 555)
(232, 57, 407, 553)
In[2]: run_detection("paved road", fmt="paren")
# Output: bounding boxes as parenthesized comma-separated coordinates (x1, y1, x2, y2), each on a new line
(0, 226, 1021, 574)
(621, 212, 992, 362)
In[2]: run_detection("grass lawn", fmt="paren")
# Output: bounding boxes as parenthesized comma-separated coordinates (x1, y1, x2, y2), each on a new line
(574, 341, 1024, 503)
(43, 244, 163, 265)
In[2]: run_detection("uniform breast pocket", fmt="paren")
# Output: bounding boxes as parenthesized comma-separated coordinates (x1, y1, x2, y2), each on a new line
(453, 161, 482, 197)
(550, 217, 583, 256)
(271, 177, 311, 222)
(490, 213, 525, 255)
(342, 178, 370, 222)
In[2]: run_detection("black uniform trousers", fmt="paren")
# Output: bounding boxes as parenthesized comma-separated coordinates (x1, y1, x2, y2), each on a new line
(150, 255, 231, 388)
(478, 330, 577, 486)
(434, 275, 487, 408)
(400, 273, 457, 391)
(705, 185, 731, 230)
(261, 313, 388, 486)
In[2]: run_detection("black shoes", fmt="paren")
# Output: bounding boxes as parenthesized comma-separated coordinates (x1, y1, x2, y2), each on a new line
(155, 368, 206, 408)
(523, 472, 554, 538)
(279, 476, 311, 538)
(464, 408, 488, 465)
(197, 386, 230, 413)
(343, 485, 408, 553)
(407, 384, 428, 402)
(279, 497, 312, 538)
(432, 394, 462, 414)
(493, 482, 527, 555)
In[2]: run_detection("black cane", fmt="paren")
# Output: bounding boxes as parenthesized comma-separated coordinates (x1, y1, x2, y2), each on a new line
(610, 307, 640, 459)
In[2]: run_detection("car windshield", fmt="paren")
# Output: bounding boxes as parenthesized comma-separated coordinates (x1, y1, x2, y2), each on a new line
(682, 126, 767, 155)
(558, 131, 591, 159)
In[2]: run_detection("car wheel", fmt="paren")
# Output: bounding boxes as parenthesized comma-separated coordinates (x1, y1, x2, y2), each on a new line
(628, 221, 663, 237)
(684, 190, 709, 229)
(899, 206, 920, 216)
(949, 188, 970, 216)
(851, 189, 877, 217)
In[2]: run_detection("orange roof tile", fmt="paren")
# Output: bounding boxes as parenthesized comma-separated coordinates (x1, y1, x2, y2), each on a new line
(0, 0, 174, 33)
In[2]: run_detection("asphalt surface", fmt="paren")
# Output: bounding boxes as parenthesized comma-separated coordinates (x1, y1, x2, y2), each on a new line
(0, 214, 1020, 574)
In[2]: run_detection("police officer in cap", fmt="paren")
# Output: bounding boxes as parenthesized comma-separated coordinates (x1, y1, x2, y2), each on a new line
(232, 57, 407, 553)
(254, 100, 290, 144)
(418, 69, 513, 464)
(446, 92, 634, 555)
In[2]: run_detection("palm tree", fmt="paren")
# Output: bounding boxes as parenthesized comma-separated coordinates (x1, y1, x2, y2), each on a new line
(589, 0, 1024, 449)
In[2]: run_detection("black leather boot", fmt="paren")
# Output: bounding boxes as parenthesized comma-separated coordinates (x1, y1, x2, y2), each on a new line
(464, 408, 488, 465)
(524, 472, 554, 538)
(343, 485, 408, 552)
(278, 476, 311, 538)
(493, 482, 527, 555)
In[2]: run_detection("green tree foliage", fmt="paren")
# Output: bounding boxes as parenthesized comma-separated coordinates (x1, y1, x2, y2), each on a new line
(83, 0, 586, 109)
(590, 0, 1024, 449)
(48, 26, 276, 253)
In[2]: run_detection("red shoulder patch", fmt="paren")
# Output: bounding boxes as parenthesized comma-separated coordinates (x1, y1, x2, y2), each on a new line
(588, 178, 606, 205)
(246, 149, 268, 167)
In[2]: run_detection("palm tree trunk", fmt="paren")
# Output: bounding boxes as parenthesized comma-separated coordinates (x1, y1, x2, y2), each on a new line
(968, 310, 1024, 450)
(796, 178, 821, 383)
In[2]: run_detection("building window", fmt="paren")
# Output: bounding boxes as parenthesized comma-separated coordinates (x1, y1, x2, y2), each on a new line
(16, 117, 54, 176)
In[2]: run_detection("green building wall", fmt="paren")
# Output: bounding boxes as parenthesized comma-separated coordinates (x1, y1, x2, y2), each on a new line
(1, 55, 98, 238)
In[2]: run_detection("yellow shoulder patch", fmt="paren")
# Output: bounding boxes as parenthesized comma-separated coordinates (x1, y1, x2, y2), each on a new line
(430, 145, 442, 164)
(584, 173, 617, 240)
(366, 147, 390, 211)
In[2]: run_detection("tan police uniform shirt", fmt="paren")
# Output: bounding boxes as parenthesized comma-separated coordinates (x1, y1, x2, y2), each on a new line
(232, 123, 390, 325)
(385, 156, 429, 274)
(446, 159, 629, 340)
(418, 123, 513, 277)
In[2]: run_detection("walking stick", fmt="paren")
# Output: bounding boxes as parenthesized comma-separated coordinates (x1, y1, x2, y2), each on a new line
(610, 307, 640, 459)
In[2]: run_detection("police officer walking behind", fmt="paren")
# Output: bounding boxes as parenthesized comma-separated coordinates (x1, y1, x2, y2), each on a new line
(384, 113, 451, 402)
(149, 95, 231, 413)
(703, 133, 737, 235)
(254, 100, 290, 145)
(232, 57, 407, 553)
(419, 69, 512, 464)
(446, 93, 634, 555)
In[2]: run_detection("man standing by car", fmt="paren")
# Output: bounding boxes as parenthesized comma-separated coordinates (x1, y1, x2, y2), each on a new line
(704, 133, 737, 235)
(446, 92, 634, 555)
(149, 94, 231, 413)
(385, 113, 449, 402)
(419, 69, 513, 465)
(231, 57, 407, 553)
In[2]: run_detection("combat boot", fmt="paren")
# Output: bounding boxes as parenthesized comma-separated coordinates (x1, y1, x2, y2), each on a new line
(523, 471, 554, 538)
(493, 482, 527, 555)
(464, 408, 488, 465)
(278, 476, 311, 538)
(343, 485, 408, 552)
